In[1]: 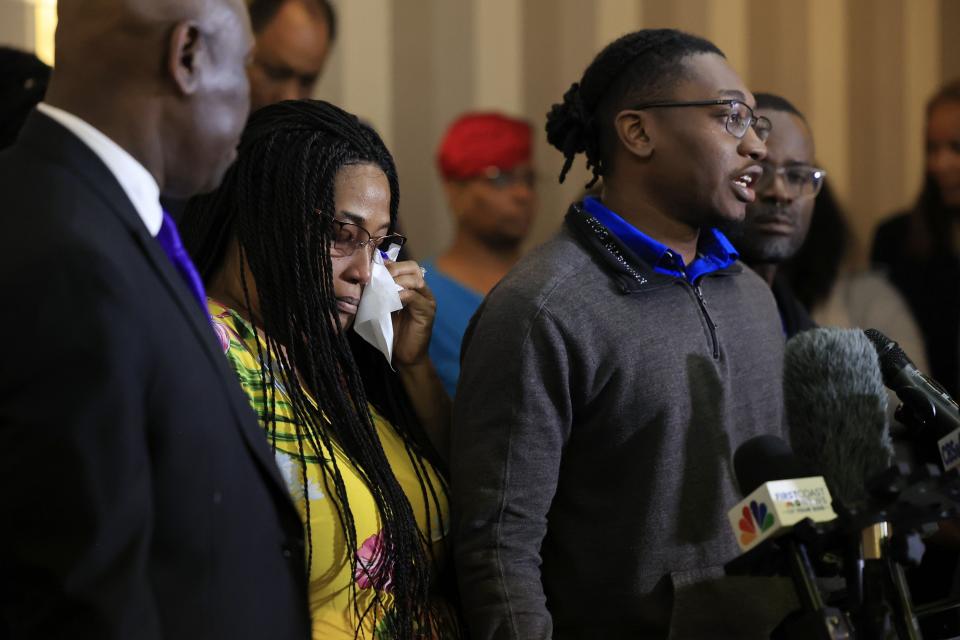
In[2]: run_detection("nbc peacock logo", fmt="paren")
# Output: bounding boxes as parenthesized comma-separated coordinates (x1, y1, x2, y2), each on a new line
(738, 500, 775, 546)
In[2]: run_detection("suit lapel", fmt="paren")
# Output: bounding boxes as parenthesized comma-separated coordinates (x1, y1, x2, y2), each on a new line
(18, 112, 293, 502)
(127, 225, 294, 493)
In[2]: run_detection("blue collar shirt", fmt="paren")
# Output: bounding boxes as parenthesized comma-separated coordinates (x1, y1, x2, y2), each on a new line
(582, 196, 738, 284)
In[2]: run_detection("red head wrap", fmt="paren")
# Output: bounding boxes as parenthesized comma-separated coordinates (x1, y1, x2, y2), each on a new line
(436, 112, 532, 181)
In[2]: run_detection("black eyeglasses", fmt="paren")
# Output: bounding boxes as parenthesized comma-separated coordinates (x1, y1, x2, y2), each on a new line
(328, 218, 407, 261)
(755, 162, 826, 198)
(630, 99, 772, 141)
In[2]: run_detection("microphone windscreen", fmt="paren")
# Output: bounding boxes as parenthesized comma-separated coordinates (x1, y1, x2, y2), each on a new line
(784, 328, 892, 506)
(733, 434, 819, 496)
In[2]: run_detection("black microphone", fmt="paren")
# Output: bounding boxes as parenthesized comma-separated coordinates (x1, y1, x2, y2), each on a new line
(784, 328, 893, 506)
(864, 328, 960, 441)
(734, 434, 820, 495)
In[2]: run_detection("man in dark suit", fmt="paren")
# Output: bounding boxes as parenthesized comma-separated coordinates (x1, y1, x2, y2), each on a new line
(0, 1, 310, 638)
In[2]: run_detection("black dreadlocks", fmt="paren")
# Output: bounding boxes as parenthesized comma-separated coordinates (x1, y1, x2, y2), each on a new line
(180, 99, 448, 639)
(545, 28, 723, 187)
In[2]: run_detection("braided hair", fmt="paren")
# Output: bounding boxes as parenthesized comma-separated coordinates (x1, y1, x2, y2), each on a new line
(180, 99, 448, 639)
(545, 29, 723, 187)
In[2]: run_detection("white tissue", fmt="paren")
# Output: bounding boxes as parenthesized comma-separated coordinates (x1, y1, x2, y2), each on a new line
(353, 244, 403, 366)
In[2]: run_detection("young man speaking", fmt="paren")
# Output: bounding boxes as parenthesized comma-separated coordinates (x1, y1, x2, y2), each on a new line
(453, 29, 797, 640)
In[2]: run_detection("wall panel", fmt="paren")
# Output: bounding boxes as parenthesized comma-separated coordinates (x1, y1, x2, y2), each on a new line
(3, 0, 958, 258)
(0, 0, 34, 52)
(847, 0, 907, 259)
(943, 0, 960, 82)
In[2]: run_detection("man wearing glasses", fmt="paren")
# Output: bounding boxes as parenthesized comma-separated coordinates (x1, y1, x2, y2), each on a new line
(163, 0, 336, 221)
(452, 30, 798, 639)
(424, 112, 536, 397)
(723, 93, 825, 337)
(247, 0, 336, 110)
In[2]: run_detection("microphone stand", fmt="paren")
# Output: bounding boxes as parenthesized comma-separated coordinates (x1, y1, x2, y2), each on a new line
(854, 522, 922, 640)
(730, 459, 951, 639)
(885, 402, 960, 627)
(772, 530, 853, 640)
(841, 458, 960, 639)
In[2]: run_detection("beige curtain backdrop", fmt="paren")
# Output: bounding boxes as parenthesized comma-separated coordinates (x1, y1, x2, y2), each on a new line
(4, 0, 958, 261)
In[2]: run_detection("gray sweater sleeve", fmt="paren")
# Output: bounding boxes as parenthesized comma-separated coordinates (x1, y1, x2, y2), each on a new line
(452, 301, 572, 640)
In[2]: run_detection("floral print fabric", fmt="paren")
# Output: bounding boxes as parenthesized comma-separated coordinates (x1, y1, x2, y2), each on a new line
(209, 299, 450, 639)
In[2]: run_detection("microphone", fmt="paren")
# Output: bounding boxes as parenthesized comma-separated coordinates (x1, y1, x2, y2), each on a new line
(785, 330, 927, 637)
(784, 328, 893, 506)
(729, 435, 837, 553)
(864, 328, 960, 471)
(734, 433, 818, 495)
(727, 436, 853, 638)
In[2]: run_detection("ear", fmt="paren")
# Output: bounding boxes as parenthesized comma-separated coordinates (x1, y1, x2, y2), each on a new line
(613, 109, 655, 160)
(168, 21, 205, 96)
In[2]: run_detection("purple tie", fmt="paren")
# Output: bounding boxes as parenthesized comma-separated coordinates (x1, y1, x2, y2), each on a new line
(156, 210, 208, 315)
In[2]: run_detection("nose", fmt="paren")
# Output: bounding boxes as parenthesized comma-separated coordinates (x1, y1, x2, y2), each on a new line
(345, 245, 373, 286)
(762, 171, 794, 204)
(738, 126, 767, 162)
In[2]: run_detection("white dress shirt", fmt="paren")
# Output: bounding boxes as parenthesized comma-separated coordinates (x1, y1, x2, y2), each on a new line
(36, 102, 163, 237)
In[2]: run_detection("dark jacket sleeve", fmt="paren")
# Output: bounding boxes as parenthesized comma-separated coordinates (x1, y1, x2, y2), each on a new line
(451, 297, 572, 640)
(0, 244, 162, 639)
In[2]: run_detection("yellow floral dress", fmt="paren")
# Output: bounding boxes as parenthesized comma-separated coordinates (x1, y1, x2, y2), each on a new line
(209, 299, 450, 639)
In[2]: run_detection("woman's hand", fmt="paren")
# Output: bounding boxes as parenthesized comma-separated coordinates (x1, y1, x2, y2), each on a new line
(385, 260, 435, 367)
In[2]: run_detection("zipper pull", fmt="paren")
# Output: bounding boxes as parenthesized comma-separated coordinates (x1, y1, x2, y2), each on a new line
(694, 283, 705, 302)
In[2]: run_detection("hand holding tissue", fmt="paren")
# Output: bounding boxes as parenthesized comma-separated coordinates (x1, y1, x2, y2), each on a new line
(353, 245, 403, 365)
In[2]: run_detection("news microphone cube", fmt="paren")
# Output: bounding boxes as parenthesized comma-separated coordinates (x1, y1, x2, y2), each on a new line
(728, 477, 837, 552)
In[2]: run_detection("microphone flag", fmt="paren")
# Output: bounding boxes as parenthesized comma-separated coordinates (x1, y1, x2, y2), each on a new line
(728, 477, 837, 552)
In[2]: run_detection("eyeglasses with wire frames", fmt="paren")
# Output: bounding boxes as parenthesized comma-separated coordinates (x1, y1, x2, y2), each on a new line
(629, 99, 772, 141)
(479, 166, 537, 189)
(325, 216, 407, 261)
(755, 162, 826, 199)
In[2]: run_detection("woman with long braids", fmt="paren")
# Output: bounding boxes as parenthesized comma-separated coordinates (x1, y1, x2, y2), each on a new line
(872, 79, 960, 399)
(179, 99, 456, 639)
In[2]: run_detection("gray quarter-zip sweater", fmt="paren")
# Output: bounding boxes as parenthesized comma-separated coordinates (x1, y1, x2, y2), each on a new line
(452, 204, 798, 640)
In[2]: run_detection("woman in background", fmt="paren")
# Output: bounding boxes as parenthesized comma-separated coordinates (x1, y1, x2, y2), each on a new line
(872, 79, 960, 397)
(181, 100, 456, 639)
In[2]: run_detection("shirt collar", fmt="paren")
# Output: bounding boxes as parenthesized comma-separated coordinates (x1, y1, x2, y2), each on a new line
(37, 103, 163, 237)
(581, 196, 738, 280)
